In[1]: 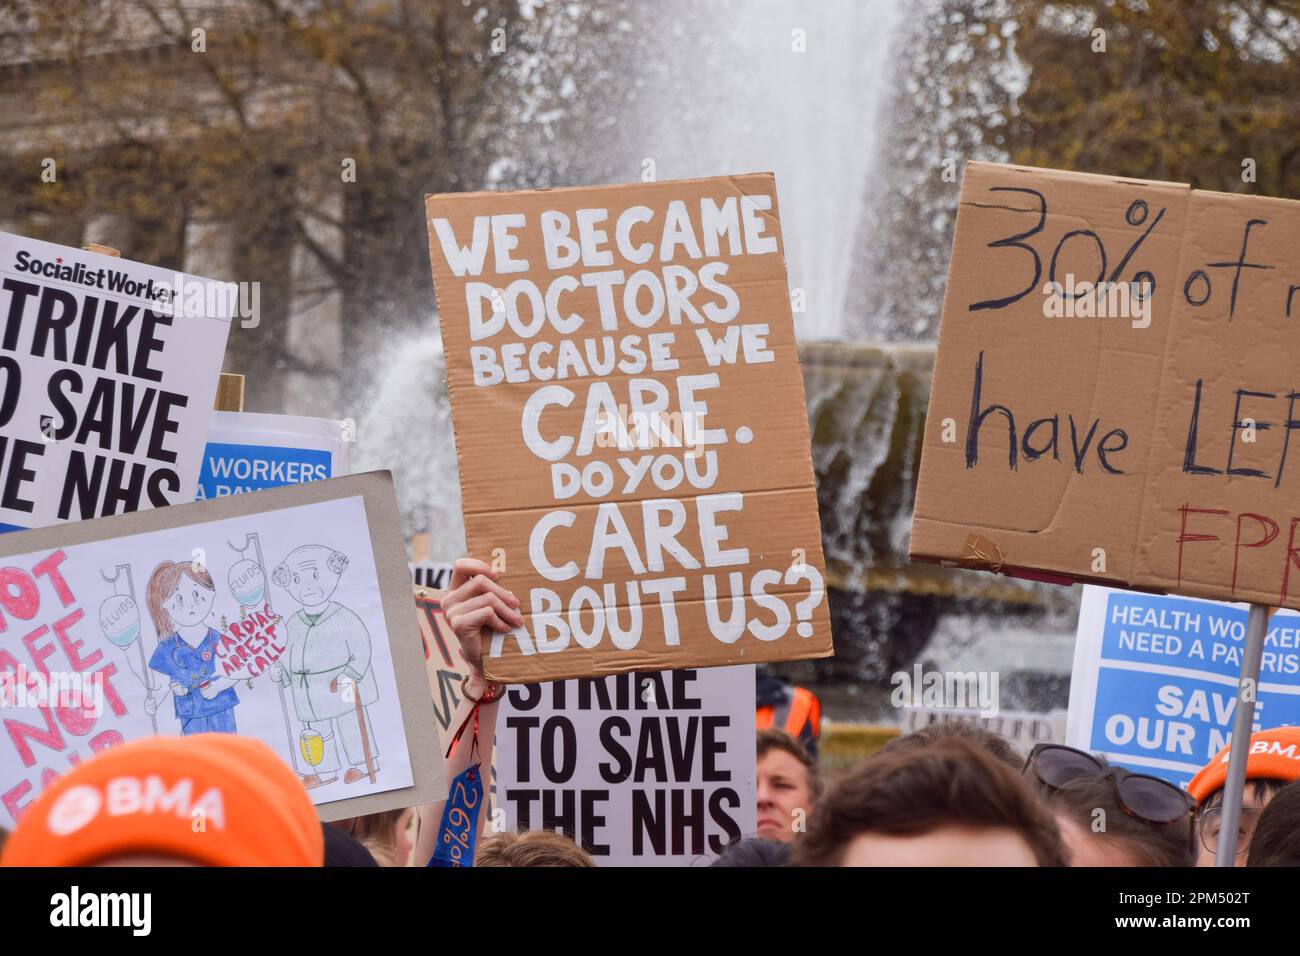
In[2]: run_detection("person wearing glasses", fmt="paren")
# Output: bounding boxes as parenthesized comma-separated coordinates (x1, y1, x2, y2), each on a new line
(1024, 744, 1196, 866)
(1187, 727, 1300, 867)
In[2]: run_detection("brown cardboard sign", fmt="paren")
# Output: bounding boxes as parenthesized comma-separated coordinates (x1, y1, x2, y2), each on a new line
(425, 174, 832, 682)
(912, 161, 1300, 610)
(414, 587, 471, 752)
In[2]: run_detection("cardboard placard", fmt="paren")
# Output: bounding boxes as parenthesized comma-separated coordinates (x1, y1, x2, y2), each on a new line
(414, 587, 473, 752)
(197, 411, 351, 500)
(494, 665, 756, 865)
(1068, 585, 1300, 788)
(0, 471, 444, 826)
(413, 586, 502, 828)
(0, 231, 231, 531)
(425, 175, 832, 682)
(912, 162, 1300, 610)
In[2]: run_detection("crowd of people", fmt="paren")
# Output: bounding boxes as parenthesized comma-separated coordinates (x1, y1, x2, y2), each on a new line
(2, 557, 1299, 868)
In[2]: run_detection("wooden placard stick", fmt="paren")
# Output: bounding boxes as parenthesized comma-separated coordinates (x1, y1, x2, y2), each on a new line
(214, 373, 244, 412)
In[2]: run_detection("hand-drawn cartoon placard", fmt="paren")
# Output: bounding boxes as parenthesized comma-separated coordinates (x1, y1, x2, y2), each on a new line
(0, 231, 232, 531)
(911, 162, 1300, 611)
(197, 411, 352, 500)
(493, 665, 756, 866)
(425, 175, 832, 682)
(0, 471, 443, 827)
(1068, 585, 1300, 788)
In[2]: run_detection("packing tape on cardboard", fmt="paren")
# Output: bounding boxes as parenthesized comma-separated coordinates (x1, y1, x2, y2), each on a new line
(956, 533, 1005, 573)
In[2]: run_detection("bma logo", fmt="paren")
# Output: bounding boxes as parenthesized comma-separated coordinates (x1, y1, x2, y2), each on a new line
(45, 775, 226, 835)
(1220, 740, 1300, 764)
(47, 784, 103, 835)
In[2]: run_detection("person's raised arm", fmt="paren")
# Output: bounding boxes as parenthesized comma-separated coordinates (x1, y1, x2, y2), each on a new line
(416, 557, 522, 866)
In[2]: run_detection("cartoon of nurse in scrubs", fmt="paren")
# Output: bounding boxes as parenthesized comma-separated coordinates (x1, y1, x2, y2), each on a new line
(143, 559, 240, 734)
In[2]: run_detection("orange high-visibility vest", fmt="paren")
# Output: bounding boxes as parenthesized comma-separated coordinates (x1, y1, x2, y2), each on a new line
(756, 686, 821, 741)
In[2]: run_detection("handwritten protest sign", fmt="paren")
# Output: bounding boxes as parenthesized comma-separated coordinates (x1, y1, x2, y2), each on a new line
(0, 472, 444, 826)
(425, 175, 831, 682)
(0, 231, 231, 530)
(197, 411, 351, 500)
(494, 665, 755, 865)
(414, 587, 502, 827)
(1068, 585, 1300, 788)
(912, 162, 1300, 611)
(414, 588, 472, 752)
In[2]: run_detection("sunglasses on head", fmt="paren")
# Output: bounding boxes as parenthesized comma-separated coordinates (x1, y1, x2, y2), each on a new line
(1024, 743, 1197, 826)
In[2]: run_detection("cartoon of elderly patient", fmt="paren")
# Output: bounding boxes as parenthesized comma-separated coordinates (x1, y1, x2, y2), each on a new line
(269, 545, 379, 788)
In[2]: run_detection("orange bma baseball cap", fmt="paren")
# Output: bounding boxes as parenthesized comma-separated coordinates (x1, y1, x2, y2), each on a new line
(1187, 727, 1300, 805)
(1, 734, 323, 867)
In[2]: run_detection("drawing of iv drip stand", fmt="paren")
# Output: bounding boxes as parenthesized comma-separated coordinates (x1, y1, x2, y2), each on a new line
(98, 566, 157, 735)
(227, 533, 306, 776)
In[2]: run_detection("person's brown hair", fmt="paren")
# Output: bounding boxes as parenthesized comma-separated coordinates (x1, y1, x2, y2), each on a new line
(334, 809, 413, 867)
(475, 830, 596, 867)
(879, 719, 1022, 769)
(147, 560, 216, 636)
(757, 727, 823, 799)
(792, 739, 1066, 867)
(1047, 776, 1195, 867)
(1202, 776, 1290, 811)
(1247, 781, 1300, 866)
